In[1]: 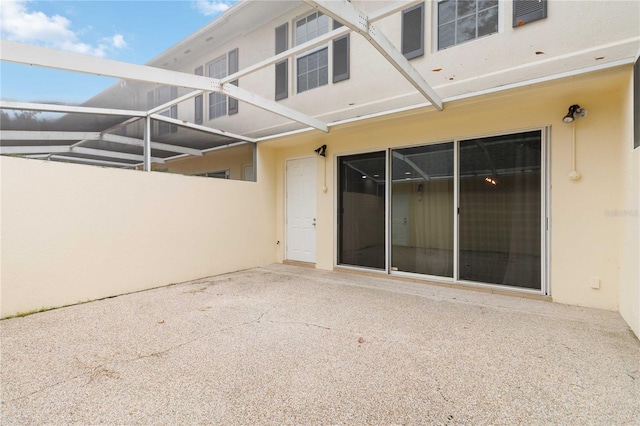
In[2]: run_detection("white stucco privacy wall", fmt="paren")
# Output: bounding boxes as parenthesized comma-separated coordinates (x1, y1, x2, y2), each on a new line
(0, 152, 277, 318)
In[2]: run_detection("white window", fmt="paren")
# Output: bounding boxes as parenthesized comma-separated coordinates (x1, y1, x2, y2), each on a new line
(196, 170, 229, 179)
(297, 49, 329, 93)
(208, 55, 227, 120)
(296, 11, 329, 44)
(148, 86, 177, 136)
(437, 0, 498, 50)
(194, 66, 203, 125)
(296, 11, 329, 94)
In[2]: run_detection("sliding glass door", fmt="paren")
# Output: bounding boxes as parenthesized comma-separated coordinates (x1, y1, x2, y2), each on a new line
(336, 130, 544, 292)
(337, 151, 386, 269)
(391, 143, 454, 277)
(458, 131, 542, 289)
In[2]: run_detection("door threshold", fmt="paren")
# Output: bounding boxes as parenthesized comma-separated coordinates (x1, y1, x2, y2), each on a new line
(333, 266, 551, 302)
(283, 260, 316, 269)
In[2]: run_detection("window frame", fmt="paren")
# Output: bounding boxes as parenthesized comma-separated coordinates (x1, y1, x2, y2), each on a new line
(294, 11, 330, 94)
(207, 54, 228, 121)
(432, 0, 501, 52)
(275, 22, 289, 101)
(195, 169, 230, 179)
(227, 48, 239, 115)
(194, 66, 204, 125)
(149, 86, 178, 136)
(295, 45, 330, 94)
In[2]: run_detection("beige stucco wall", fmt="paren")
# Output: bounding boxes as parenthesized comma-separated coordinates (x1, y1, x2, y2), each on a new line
(0, 147, 276, 318)
(618, 70, 640, 336)
(267, 66, 634, 312)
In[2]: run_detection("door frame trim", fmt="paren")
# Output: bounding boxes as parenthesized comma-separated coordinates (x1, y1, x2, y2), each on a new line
(285, 155, 317, 263)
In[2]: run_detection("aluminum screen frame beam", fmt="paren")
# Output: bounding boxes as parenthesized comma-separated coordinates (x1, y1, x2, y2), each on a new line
(1, 40, 328, 132)
(0, 100, 146, 117)
(0, 131, 203, 157)
(101, 134, 204, 157)
(1, 143, 166, 163)
(1, 145, 72, 155)
(25, 154, 139, 168)
(147, 90, 204, 116)
(149, 114, 257, 143)
(0, 131, 101, 140)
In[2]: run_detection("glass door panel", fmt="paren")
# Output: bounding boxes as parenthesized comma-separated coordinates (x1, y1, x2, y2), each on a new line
(337, 151, 386, 269)
(458, 131, 542, 289)
(391, 143, 454, 277)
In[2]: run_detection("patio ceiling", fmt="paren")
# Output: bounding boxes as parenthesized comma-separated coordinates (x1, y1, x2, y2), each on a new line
(0, 0, 442, 171)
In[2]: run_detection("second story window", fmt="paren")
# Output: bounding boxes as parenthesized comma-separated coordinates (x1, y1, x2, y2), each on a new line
(194, 66, 204, 125)
(148, 86, 177, 136)
(437, 0, 498, 50)
(296, 11, 329, 94)
(206, 48, 239, 120)
(208, 55, 228, 120)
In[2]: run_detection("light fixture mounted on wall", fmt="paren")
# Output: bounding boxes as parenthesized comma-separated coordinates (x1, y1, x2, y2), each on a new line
(562, 104, 588, 124)
(563, 104, 588, 181)
(314, 144, 328, 193)
(314, 145, 327, 157)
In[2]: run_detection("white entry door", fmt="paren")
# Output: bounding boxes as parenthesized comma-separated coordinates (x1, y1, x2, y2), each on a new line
(286, 157, 317, 263)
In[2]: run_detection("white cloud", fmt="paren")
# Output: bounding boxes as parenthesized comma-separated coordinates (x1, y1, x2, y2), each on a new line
(0, 0, 126, 57)
(109, 34, 127, 49)
(193, 0, 233, 17)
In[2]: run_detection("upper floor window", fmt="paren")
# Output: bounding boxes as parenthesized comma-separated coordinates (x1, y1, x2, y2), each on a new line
(148, 86, 177, 136)
(194, 66, 203, 125)
(208, 55, 228, 120)
(275, 11, 349, 100)
(296, 11, 329, 94)
(275, 23, 289, 100)
(207, 49, 239, 120)
(296, 11, 329, 45)
(437, 0, 498, 50)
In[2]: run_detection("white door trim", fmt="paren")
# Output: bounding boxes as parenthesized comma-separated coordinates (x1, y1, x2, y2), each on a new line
(285, 156, 317, 263)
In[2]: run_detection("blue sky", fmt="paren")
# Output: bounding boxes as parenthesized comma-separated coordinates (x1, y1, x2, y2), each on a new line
(0, 0, 238, 103)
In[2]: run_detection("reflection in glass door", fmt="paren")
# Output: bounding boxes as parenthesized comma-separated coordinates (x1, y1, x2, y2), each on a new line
(458, 131, 542, 289)
(391, 143, 454, 277)
(337, 151, 386, 269)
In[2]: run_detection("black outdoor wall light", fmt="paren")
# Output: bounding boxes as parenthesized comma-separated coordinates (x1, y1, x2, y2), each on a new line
(314, 144, 328, 192)
(563, 104, 588, 181)
(563, 104, 588, 123)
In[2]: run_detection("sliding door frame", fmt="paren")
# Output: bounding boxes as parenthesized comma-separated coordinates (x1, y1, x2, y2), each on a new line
(334, 127, 550, 296)
(333, 148, 390, 274)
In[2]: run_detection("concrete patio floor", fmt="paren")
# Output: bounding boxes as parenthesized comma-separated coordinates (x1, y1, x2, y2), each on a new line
(1, 264, 639, 424)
